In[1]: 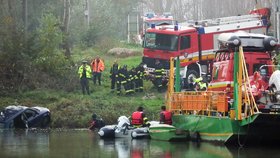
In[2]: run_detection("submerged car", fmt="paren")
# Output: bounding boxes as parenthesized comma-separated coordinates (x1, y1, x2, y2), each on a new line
(0, 105, 51, 129)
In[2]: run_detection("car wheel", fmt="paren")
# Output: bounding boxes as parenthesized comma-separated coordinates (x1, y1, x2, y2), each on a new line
(269, 85, 277, 103)
(9, 121, 15, 129)
(41, 116, 50, 128)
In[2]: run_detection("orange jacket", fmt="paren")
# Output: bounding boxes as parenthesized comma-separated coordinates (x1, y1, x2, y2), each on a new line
(91, 59, 105, 73)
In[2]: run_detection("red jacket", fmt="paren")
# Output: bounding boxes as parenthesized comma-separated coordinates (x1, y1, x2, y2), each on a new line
(131, 111, 143, 125)
(160, 111, 172, 125)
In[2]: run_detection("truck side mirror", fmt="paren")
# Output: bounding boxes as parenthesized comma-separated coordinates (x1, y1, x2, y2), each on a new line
(207, 74, 211, 83)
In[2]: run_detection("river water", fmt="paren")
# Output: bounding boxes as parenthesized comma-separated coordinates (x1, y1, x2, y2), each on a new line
(0, 129, 280, 158)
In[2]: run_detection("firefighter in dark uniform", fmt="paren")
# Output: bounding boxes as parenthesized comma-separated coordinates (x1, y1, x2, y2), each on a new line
(117, 65, 128, 95)
(131, 106, 149, 127)
(127, 67, 136, 94)
(160, 106, 172, 125)
(135, 63, 144, 92)
(154, 59, 165, 92)
(110, 60, 119, 92)
(88, 113, 105, 130)
(121, 65, 130, 95)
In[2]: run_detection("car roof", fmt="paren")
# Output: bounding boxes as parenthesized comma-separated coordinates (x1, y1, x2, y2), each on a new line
(28, 106, 50, 113)
(4, 105, 28, 111)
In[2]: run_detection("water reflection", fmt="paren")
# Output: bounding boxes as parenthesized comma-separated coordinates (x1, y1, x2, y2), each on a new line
(0, 129, 49, 157)
(97, 137, 233, 158)
(1, 129, 280, 158)
(98, 138, 147, 158)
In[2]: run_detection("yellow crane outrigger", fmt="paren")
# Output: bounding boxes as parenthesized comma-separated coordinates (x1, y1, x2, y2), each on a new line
(167, 46, 259, 121)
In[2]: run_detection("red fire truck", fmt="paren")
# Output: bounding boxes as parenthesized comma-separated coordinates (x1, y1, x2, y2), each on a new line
(142, 8, 271, 88)
(142, 12, 174, 34)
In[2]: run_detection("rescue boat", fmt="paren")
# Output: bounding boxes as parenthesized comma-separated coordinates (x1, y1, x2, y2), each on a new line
(155, 32, 280, 145)
(149, 124, 189, 141)
(98, 116, 158, 139)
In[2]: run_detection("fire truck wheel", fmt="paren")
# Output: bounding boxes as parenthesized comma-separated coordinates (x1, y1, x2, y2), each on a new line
(269, 85, 277, 103)
(185, 70, 199, 87)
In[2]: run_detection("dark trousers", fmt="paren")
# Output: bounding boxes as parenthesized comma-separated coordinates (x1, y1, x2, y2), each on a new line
(135, 79, 143, 92)
(111, 75, 117, 90)
(93, 72, 102, 85)
(117, 78, 124, 95)
(139, 79, 143, 92)
(135, 79, 139, 92)
(117, 80, 122, 94)
(129, 80, 135, 93)
(155, 77, 162, 92)
(124, 81, 130, 94)
(80, 78, 90, 95)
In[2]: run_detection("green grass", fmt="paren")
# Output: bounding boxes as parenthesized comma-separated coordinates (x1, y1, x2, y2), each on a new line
(0, 45, 165, 128)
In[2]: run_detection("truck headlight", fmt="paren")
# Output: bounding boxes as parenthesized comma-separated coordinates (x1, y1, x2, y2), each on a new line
(143, 64, 147, 69)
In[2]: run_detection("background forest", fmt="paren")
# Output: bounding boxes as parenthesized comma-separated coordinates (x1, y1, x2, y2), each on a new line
(0, 0, 278, 127)
(0, 0, 274, 94)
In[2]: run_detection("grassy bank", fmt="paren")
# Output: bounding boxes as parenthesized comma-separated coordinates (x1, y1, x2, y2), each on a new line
(0, 45, 166, 128)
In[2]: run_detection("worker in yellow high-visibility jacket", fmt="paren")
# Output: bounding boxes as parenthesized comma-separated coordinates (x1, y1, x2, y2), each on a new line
(78, 60, 92, 95)
(194, 77, 207, 91)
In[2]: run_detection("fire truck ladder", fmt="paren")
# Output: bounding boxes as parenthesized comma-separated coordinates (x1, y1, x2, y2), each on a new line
(196, 14, 261, 26)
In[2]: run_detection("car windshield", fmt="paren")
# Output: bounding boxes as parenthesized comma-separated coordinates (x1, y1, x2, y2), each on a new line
(145, 20, 173, 27)
(0, 106, 25, 121)
(144, 33, 178, 51)
(22, 109, 38, 119)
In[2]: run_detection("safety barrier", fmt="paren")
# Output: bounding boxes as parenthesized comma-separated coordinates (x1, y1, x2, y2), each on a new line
(169, 91, 228, 116)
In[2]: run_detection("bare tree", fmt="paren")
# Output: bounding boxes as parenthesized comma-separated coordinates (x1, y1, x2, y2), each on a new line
(62, 0, 71, 58)
(141, 0, 173, 14)
(22, 0, 27, 30)
(172, 0, 189, 21)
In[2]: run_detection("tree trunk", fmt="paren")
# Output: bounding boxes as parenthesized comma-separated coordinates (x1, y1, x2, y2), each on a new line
(63, 0, 71, 58)
(22, 0, 28, 41)
(22, 0, 27, 30)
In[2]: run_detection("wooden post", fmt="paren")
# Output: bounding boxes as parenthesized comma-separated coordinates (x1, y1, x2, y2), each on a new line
(127, 13, 130, 43)
(175, 56, 181, 92)
(84, 0, 89, 28)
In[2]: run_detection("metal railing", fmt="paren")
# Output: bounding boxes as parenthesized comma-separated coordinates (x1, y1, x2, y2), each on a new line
(169, 91, 228, 117)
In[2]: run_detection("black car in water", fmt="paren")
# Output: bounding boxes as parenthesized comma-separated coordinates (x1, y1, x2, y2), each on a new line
(0, 105, 51, 129)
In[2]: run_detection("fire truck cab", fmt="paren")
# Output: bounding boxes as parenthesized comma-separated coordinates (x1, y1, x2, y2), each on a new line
(142, 8, 270, 88)
(142, 12, 174, 33)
